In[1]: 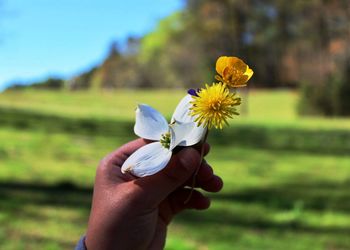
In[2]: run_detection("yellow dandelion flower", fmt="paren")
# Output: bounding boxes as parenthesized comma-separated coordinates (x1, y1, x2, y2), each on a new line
(190, 83, 241, 129)
(215, 56, 253, 88)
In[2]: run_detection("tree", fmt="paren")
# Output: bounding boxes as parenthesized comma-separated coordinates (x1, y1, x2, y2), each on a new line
(298, 0, 350, 116)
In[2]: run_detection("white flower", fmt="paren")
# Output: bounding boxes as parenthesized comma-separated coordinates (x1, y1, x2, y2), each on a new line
(121, 95, 206, 177)
(171, 94, 207, 144)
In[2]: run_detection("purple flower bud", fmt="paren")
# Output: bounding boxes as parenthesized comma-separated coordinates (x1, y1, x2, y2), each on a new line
(187, 88, 199, 97)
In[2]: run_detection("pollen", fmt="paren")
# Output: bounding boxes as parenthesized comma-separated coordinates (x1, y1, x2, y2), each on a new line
(190, 83, 241, 129)
(160, 132, 171, 149)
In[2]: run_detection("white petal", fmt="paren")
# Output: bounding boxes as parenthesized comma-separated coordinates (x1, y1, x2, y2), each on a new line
(178, 124, 207, 147)
(171, 94, 195, 124)
(121, 142, 172, 177)
(169, 122, 206, 149)
(134, 104, 169, 140)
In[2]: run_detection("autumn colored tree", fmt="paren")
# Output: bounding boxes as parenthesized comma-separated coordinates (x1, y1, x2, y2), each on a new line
(65, 0, 350, 117)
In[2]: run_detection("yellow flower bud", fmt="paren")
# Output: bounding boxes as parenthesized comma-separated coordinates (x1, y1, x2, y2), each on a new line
(215, 56, 253, 88)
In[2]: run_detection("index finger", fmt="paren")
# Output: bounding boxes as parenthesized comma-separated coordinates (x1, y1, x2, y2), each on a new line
(103, 138, 149, 167)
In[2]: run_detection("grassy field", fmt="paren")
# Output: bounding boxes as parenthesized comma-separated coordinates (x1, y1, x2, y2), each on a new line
(0, 89, 350, 250)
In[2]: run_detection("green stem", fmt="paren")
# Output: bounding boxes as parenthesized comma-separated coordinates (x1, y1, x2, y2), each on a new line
(184, 129, 209, 204)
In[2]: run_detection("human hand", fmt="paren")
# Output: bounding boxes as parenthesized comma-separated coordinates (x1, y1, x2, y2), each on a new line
(85, 138, 223, 250)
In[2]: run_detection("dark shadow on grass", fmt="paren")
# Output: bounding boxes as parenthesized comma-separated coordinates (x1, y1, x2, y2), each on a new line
(1, 179, 350, 235)
(1, 180, 350, 248)
(20, 234, 76, 249)
(0, 181, 93, 210)
(0, 107, 134, 138)
(213, 180, 350, 212)
(176, 207, 350, 236)
(209, 125, 350, 156)
(0, 181, 90, 249)
(1, 107, 350, 155)
(175, 181, 350, 238)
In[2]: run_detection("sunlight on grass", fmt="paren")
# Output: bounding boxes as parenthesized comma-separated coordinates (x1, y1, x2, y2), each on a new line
(2, 89, 350, 129)
(0, 89, 184, 120)
(1, 89, 350, 249)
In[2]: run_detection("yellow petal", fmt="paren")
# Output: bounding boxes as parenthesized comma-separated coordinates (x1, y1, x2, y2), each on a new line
(233, 59, 247, 73)
(216, 56, 254, 87)
(244, 67, 254, 81)
(216, 56, 240, 76)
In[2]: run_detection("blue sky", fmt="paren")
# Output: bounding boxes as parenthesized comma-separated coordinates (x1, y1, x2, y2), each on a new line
(0, 0, 184, 90)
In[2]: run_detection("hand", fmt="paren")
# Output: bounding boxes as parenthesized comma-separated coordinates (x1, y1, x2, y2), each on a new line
(85, 138, 223, 250)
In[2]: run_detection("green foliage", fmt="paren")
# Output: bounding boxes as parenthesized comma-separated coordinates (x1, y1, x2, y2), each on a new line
(68, 67, 97, 90)
(6, 78, 65, 91)
(70, 42, 143, 90)
(139, 11, 211, 89)
(332, 60, 350, 116)
(140, 12, 183, 64)
(299, 60, 350, 117)
(298, 81, 332, 116)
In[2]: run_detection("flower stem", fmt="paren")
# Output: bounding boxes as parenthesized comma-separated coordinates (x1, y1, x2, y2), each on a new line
(184, 129, 209, 204)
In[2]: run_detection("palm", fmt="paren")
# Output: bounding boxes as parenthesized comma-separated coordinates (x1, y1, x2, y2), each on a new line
(86, 139, 222, 250)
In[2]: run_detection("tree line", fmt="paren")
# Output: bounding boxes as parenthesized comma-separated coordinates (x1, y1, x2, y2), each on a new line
(6, 0, 350, 116)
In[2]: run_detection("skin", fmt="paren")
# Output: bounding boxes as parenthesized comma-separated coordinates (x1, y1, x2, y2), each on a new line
(85, 138, 223, 250)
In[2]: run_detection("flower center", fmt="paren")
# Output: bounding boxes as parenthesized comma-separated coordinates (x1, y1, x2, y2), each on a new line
(189, 83, 241, 129)
(160, 132, 171, 149)
(210, 100, 222, 111)
(224, 67, 243, 83)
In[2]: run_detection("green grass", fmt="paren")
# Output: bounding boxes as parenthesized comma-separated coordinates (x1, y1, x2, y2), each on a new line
(0, 89, 184, 121)
(2, 89, 350, 128)
(0, 89, 350, 249)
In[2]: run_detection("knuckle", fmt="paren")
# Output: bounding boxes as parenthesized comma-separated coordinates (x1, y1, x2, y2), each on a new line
(123, 182, 155, 209)
(163, 168, 184, 184)
(98, 156, 109, 170)
(163, 155, 198, 184)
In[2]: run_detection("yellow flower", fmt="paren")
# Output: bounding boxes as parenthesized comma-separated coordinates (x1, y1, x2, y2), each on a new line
(215, 56, 253, 88)
(190, 83, 241, 129)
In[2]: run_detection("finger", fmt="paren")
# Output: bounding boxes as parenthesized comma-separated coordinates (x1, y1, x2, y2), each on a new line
(194, 162, 223, 192)
(202, 143, 210, 157)
(170, 188, 210, 213)
(192, 142, 210, 157)
(194, 160, 214, 183)
(96, 138, 150, 184)
(102, 138, 149, 167)
(197, 175, 223, 192)
(134, 147, 201, 205)
(182, 162, 212, 187)
(183, 161, 222, 192)
(159, 188, 210, 225)
(98, 138, 150, 183)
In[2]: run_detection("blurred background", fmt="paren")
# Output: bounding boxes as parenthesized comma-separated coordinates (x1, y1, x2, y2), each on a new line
(1, 0, 350, 249)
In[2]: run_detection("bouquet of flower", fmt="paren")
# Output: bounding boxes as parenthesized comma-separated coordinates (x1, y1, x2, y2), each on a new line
(121, 56, 253, 177)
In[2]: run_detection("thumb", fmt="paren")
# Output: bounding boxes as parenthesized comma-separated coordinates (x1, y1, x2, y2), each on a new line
(133, 147, 201, 205)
